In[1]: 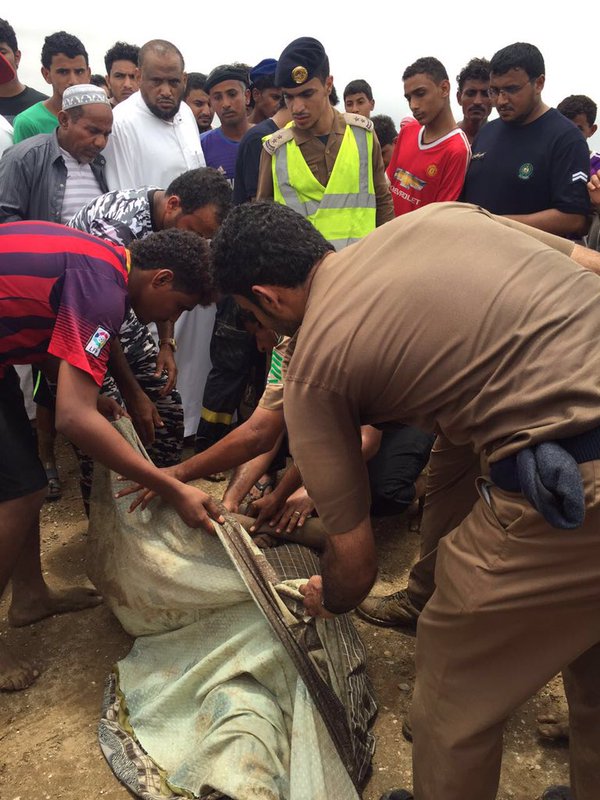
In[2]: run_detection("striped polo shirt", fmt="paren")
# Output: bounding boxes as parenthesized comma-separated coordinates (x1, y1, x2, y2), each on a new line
(0, 220, 129, 386)
(59, 147, 104, 224)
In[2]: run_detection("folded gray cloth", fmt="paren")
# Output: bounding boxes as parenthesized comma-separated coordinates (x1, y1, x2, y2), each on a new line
(516, 442, 585, 529)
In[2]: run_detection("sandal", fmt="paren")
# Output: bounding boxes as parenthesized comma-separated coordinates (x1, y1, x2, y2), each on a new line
(44, 465, 62, 501)
(238, 475, 275, 515)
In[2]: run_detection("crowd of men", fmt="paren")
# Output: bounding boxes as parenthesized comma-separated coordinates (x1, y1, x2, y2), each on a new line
(1, 17, 600, 800)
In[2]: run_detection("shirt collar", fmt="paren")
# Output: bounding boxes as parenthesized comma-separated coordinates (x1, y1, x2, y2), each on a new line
(292, 107, 346, 144)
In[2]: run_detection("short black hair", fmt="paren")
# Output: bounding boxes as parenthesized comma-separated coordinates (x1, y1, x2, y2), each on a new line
(41, 31, 88, 70)
(252, 73, 277, 92)
(185, 72, 208, 98)
(206, 62, 250, 94)
(165, 167, 232, 224)
(557, 94, 597, 126)
(456, 57, 490, 92)
(211, 202, 334, 301)
(139, 40, 184, 71)
(0, 18, 18, 52)
(371, 114, 397, 147)
(90, 74, 108, 90)
(490, 42, 544, 80)
(403, 57, 448, 84)
(329, 83, 339, 106)
(129, 229, 214, 301)
(314, 55, 331, 84)
(343, 79, 373, 101)
(104, 41, 139, 74)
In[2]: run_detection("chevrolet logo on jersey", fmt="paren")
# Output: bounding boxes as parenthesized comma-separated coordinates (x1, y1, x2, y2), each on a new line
(393, 167, 426, 191)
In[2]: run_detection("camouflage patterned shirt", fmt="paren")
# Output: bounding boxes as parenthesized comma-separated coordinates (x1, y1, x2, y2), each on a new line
(68, 186, 159, 245)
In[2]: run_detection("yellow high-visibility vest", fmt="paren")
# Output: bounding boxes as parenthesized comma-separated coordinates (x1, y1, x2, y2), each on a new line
(266, 114, 376, 250)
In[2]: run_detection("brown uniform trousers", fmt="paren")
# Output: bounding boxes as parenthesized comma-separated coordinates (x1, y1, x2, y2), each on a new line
(408, 436, 600, 799)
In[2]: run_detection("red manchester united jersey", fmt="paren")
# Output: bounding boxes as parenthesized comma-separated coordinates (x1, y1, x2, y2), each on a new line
(386, 118, 471, 216)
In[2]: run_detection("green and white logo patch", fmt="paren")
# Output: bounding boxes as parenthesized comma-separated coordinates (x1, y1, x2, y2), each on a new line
(518, 162, 534, 180)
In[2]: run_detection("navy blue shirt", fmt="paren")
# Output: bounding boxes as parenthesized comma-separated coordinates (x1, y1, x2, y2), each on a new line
(462, 108, 591, 217)
(233, 118, 278, 205)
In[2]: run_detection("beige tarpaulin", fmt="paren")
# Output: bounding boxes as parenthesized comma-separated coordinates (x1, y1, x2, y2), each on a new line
(87, 420, 376, 800)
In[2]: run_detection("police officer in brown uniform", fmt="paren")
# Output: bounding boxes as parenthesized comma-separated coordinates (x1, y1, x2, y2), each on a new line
(210, 199, 600, 800)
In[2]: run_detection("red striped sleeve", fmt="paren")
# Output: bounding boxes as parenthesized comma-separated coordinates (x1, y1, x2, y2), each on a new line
(0, 229, 127, 279)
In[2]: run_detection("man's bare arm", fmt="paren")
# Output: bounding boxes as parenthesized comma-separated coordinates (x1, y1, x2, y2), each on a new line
(570, 243, 600, 275)
(55, 361, 223, 531)
(587, 170, 600, 210)
(506, 209, 588, 238)
(177, 406, 285, 483)
(301, 515, 378, 616)
(222, 431, 285, 510)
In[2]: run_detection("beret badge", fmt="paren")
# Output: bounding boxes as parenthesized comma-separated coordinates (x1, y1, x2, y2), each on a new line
(291, 65, 308, 84)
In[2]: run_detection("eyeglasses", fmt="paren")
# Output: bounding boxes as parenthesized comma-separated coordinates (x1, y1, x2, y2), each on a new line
(488, 81, 533, 99)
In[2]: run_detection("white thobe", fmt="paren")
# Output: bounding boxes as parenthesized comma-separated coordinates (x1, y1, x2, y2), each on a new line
(103, 92, 213, 437)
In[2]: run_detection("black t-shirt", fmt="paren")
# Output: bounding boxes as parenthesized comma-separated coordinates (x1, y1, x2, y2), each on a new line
(0, 86, 48, 124)
(233, 118, 278, 205)
(462, 108, 591, 216)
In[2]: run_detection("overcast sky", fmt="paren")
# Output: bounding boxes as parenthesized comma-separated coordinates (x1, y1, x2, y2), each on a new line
(8, 2, 600, 151)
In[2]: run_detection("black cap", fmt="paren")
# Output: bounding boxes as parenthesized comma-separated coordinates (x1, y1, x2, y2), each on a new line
(205, 64, 250, 94)
(274, 37, 328, 89)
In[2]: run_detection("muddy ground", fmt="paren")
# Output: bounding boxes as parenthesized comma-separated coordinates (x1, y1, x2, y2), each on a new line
(0, 436, 569, 800)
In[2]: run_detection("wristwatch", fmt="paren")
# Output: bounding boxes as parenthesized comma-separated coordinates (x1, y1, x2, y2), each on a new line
(159, 338, 177, 352)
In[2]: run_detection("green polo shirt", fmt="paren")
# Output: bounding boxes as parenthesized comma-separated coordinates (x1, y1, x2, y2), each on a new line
(13, 102, 58, 143)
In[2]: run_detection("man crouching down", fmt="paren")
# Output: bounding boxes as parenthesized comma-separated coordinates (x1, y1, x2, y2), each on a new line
(0, 222, 221, 692)
(209, 200, 600, 800)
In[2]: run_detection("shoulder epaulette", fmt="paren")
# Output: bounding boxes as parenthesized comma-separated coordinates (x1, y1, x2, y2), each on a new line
(263, 127, 295, 155)
(343, 112, 374, 132)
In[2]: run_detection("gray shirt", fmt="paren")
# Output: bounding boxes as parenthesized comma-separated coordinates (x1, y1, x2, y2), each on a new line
(0, 130, 107, 223)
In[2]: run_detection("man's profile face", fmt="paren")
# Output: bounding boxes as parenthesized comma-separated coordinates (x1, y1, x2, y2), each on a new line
(403, 72, 449, 127)
(234, 293, 301, 337)
(209, 80, 249, 127)
(0, 41, 20, 73)
(42, 53, 91, 98)
(185, 88, 213, 131)
(282, 76, 333, 131)
(135, 281, 201, 325)
(252, 86, 283, 119)
(344, 92, 374, 117)
(107, 59, 139, 104)
(568, 113, 597, 140)
(164, 200, 221, 239)
(139, 52, 186, 120)
(489, 68, 542, 125)
(381, 142, 395, 169)
(457, 79, 491, 123)
(59, 104, 113, 164)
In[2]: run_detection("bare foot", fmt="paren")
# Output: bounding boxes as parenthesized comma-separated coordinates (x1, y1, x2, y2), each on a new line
(537, 713, 570, 742)
(8, 585, 102, 627)
(0, 641, 39, 691)
(205, 471, 227, 482)
(252, 532, 280, 549)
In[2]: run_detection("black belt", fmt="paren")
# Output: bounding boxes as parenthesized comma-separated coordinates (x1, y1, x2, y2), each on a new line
(490, 425, 600, 493)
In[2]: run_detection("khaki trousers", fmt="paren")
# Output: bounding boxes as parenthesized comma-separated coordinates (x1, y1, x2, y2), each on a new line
(410, 458, 600, 799)
(407, 436, 481, 610)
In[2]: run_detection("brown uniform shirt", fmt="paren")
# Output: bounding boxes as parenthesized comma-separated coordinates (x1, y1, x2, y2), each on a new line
(282, 202, 600, 534)
(256, 109, 394, 228)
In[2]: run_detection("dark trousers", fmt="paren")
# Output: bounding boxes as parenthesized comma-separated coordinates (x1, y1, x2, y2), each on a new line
(368, 427, 435, 516)
(195, 297, 265, 453)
